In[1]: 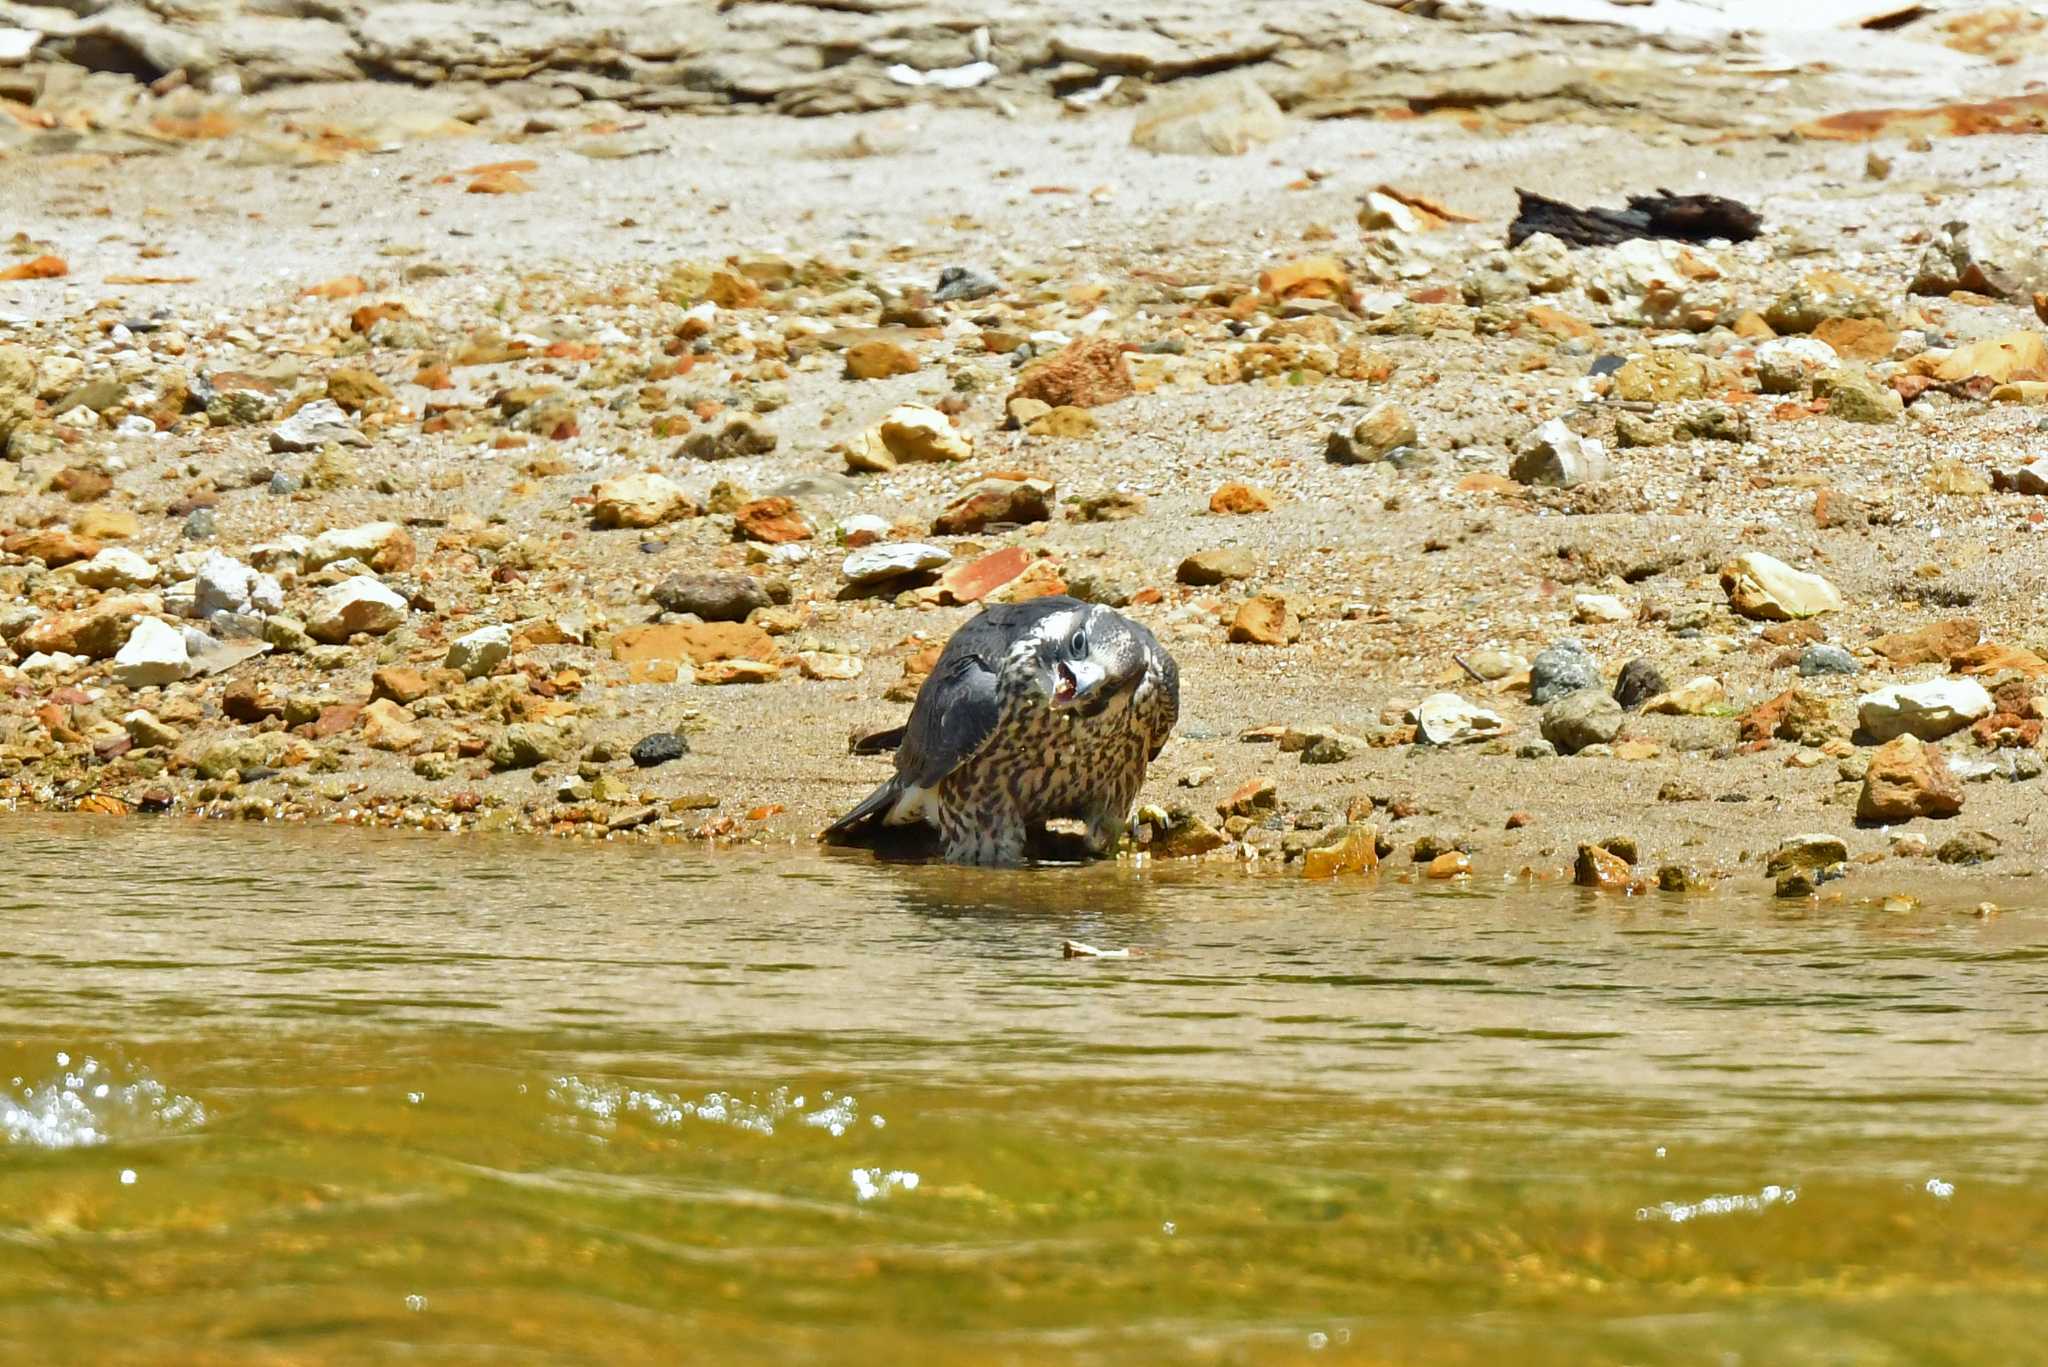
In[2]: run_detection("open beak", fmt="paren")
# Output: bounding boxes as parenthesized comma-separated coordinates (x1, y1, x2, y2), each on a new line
(1051, 658, 1107, 710)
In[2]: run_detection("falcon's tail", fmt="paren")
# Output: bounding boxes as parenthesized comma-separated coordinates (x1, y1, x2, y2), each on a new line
(820, 779, 904, 845)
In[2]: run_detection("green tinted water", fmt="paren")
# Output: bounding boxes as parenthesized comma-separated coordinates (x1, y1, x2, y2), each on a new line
(3, 818, 2046, 1364)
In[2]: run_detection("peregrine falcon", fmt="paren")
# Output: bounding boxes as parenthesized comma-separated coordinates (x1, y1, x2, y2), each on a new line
(824, 596, 1180, 866)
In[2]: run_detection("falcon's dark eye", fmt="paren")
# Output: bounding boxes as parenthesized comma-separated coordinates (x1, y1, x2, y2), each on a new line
(1069, 629, 1088, 657)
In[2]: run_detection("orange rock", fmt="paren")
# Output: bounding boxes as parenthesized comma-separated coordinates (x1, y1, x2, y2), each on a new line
(1008, 337, 1133, 410)
(1425, 850, 1472, 879)
(733, 496, 811, 544)
(1258, 255, 1348, 301)
(844, 339, 919, 380)
(1303, 825, 1379, 879)
(3, 528, 100, 567)
(1217, 775, 1279, 819)
(1732, 311, 1776, 340)
(1950, 642, 2048, 677)
(1228, 593, 1299, 646)
(1871, 618, 1981, 665)
(467, 168, 532, 194)
(1573, 842, 1633, 889)
(1934, 330, 2048, 384)
(1209, 482, 1274, 514)
(938, 546, 1032, 604)
(1737, 688, 1833, 746)
(986, 559, 1067, 603)
(612, 622, 778, 668)
(300, 274, 367, 299)
(1858, 735, 1964, 823)
(1525, 305, 1595, 341)
(1812, 316, 1896, 361)
(0, 254, 68, 281)
(706, 271, 761, 309)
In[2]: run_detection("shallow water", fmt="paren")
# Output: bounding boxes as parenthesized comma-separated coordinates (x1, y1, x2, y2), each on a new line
(2, 817, 2046, 1364)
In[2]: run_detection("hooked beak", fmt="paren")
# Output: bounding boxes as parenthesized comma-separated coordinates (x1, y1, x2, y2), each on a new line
(1051, 657, 1107, 710)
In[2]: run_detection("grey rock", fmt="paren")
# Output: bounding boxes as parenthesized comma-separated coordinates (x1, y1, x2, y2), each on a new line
(489, 722, 574, 772)
(630, 732, 689, 768)
(932, 266, 998, 303)
(652, 570, 771, 621)
(1529, 638, 1600, 705)
(1612, 657, 1666, 711)
(182, 507, 217, 541)
(1540, 687, 1624, 755)
(1798, 643, 1860, 677)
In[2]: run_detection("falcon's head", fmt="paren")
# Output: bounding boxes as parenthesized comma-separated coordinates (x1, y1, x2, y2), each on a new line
(1018, 602, 1153, 719)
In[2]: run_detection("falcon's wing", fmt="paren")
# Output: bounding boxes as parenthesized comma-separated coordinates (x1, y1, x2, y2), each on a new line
(1143, 639, 1181, 761)
(896, 618, 1012, 789)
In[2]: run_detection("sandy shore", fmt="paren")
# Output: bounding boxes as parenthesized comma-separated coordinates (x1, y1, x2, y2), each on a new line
(8, 27, 2048, 896)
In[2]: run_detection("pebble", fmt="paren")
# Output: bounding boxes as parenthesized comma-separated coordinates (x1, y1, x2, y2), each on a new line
(1611, 658, 1666, 711)
(1573, 593, 1628, 625)
(270, 398, 369, 452)
(1720, 552, 1842, 621)
(1325, 403, 1417, 464)
(445, 624, 512, 680)
(1857, 735, 1965, 823)
(1530, 639, 1601, 705)
(111, 617, 191, 689)
(1510, 418, 1608, 487)
(630, 732, 689, 768)
(1857, 678, 1994, 742)
(652, 571, 771, 622)
(307, 575, 409, 644)
(1228, 593, 1299, 646)
(1177, 548, 1256, 586)
(1798, 644, 1860, 677)
(845, 404, 970, 472)
(592, 473, 697, 529)
(842, 542, 950, 585)
(1541, 688, 1624, 755)
(1414, 692, 1507, 745)
(932, 266, 999, 303)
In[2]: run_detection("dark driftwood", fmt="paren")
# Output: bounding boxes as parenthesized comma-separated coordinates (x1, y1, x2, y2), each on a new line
(1508, 188, 1763, 249)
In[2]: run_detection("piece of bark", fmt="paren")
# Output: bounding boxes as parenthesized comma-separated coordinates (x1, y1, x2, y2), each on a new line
(1508, 188, 1763, 248)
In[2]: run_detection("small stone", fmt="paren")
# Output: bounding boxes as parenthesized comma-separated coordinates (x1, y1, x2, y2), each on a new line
(1529, 639, 1601, 705)
(1302, 824, 1381, 878)
(445, 624, 512, 680)
(1857, 734, 1965, 823)
(305, 522, 415, 574)
(797, 651, 864, 680)
(734, 496, 812, 544)
(1072, 490, 1145, 522)
(1813, 367, 1902, 425)
(1510, 418, 1609, 487)
(1153, 806, 1230, 858)
(844, 404, 971, 472)
(844, 339, 919, 380)
(682, 413, 778, 461)
(1414, 692, 1507, 745)
(307, 575, 408, 644)
(1228, 593, 1299, 646)
(371, 668, 432, 706)
(842, 542, 950, 585)
(1130, 71, 1287, 157)
(4, 528, 100, 567)
(111, 617, 190, 689)
(1178, 548, 1256, 586)
(1325, 403, 1417, 464)
(1574, 842, 1634, 889)
(1936, 830, 2002, 865)
(1612, 658, 1666, 711)
(1027, 405, 1098, 439)
(630, 732, 689, 768)
(592, 472, 698, 529)
(72, 547, 157, 590)
(1573, 593, 1629, 625)
(1720, 552, 1843, 620)
(1209, 482, 1274, 514)
(489, 722, 575, 772)
(360, 698, 423, 752)
(270, 399, 368, 452)
(1934, 330, 2048, 384)
(1767, 834, 1849, 879)
(932, 477, 1054, 535)
(1857, 678, 1994, 742)
(932, 266, 999, 303)
(1871, 619, 1980, 666)
(1300, 733, 1364, 764)
(1008, 337, 1133, 410)
(122, 709, 180, 749)
(652, 571, 772, 621)
(1798, 644, 1860, 677)
(18, 594, 155, 659)
(1612, 350, 1709, 402)
(1756, 337, 1839, 394)
(1640, 676, 1725, 716)
(1540, 688, 1624, 755)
